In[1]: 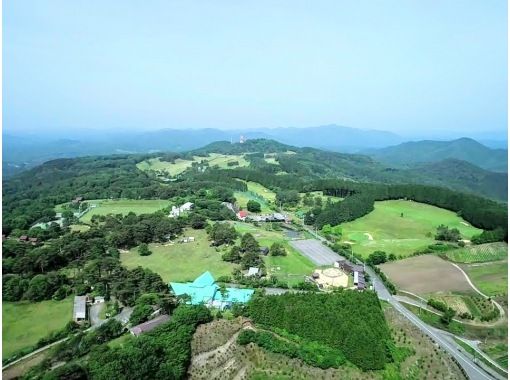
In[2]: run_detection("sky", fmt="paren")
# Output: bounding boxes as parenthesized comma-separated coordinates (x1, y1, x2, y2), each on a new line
(3, 1, 508, 138)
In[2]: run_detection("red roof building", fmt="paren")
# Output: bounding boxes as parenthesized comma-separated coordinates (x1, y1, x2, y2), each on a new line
(237, 210, 248, 220)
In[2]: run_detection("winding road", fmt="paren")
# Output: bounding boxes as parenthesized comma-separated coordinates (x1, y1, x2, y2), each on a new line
(300, 225, 505, 380)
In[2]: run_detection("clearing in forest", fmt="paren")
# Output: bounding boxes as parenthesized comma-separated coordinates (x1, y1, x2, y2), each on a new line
(80, 199, 170, 223)
(121, 229, 235, 283)
(380, 255, 474, 296)
(137, 153, 249, 176)
(3, 297, 74, 359)
(340, 200, 482, 258)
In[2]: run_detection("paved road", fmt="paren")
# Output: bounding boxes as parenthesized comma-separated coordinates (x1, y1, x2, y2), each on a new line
(289, 239, 341, 265)
(366, 266, 504, 380)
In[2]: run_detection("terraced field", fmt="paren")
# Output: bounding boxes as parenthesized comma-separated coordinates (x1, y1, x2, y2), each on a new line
(446, 242, 507, 263)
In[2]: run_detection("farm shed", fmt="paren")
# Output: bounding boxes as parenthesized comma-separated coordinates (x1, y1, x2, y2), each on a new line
(73, 296, 87, 322)
(130, 314, 170, 337)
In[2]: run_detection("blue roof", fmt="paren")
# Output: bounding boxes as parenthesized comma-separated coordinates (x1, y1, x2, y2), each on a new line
(192, 271, 216, 287)
(169, 271, 254, 306)
(214, 288, 254, 303)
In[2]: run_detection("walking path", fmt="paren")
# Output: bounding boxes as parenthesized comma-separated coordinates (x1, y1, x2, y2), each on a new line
(450, 263, 505, 320)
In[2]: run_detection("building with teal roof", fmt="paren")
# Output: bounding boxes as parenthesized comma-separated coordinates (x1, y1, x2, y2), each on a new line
(169, 271, 254, 309)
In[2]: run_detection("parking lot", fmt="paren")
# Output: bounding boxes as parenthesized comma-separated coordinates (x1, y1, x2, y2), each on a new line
(290, 239, 342, 266)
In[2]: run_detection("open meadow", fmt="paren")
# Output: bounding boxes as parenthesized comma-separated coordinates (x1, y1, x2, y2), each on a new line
(137, 153, 249, 176)
(80, 199, 170, 223)
(3, 297, 73, 359)
(380, 255, 474, 296)
(461, 260, 508, 297)
(340, 200, 482, 258)
(234, 191, 273, 213)
(232, 222, 315, 285)
(446, 242, 508, 263)
(121, 229, 235, 283)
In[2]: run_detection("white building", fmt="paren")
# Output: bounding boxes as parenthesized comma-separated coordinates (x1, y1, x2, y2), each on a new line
(169, 202, 194, 218)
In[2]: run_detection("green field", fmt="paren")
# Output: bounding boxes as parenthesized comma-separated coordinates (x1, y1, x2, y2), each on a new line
(3, 297, 74, 359)
(446, 242, 508, 263)
(80, 199, 170, 223)
(232, 222, 315, 285)
(234, 191, 273, 213)
(137, 153, 249, 176)
(340, 200, 482, 258)
(241, 181, 277, 202)
(462, 260, 508, 297)
(121, 229, 235, 283)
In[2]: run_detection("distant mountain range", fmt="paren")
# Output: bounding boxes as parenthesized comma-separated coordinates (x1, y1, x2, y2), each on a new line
(193, 139, 507, 201)
(365, 138, 507, 172)
(3, 126, 507, 180)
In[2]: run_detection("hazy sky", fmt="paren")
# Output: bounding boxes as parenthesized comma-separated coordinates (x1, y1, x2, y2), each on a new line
(3, 1, 508, 137)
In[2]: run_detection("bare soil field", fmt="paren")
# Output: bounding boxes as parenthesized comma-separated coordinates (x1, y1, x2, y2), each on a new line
(380, 255, 474, 296)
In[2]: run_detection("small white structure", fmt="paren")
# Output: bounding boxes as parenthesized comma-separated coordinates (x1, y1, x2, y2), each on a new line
(169, 202, 194, 218)
(353, 271, 359, 285)
(188, 236, 195, 242)
(93, 296, 105, 304)
(246, 267, 261, 277)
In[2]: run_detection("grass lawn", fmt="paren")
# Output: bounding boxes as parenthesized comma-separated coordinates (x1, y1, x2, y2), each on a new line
(446, 242, 508, 263)
(234, 191, 273, 213)
(69, 224, 90, 233)
(107, 333, 134, 349)
(231, 222, 315, 285)
(3, 297, 74, 359)
(340, 200, 482, 259)
(80, 199, 170, 223)
(239, 181, 276, 202)
(137, 154, 249, 176)
(462, 260, 508, 297)
(121, 229, 236, 283)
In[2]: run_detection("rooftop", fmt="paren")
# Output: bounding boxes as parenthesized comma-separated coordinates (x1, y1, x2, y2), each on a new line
(170, 271, 254, 306)
(130, 314, 170, 336)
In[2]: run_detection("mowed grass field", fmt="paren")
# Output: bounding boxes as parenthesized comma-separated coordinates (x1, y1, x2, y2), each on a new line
(80, 199, 170, 223)
(234, 191, 273, 213)
(446, 242, 508, 263)
(341, 200, 482, 258)
(3, 297, 73, 359)
(137, 153, 249, 176)
(380, 255, 474, 296)
(121, 229, 235, 283)
(461, 260, 508, 297)
(232, 222, 315, 285)
(241, 180, 277, 202)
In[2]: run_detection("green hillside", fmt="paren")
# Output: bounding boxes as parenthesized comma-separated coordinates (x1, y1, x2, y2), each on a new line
(368, 138, 507, 172)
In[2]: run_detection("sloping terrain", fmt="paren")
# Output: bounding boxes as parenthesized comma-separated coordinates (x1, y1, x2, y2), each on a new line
(368, 138, 507, 172)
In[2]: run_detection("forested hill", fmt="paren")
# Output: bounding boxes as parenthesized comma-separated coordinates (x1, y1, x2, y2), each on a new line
(192, 139, 507, 201)
(366, 138, 508, 172)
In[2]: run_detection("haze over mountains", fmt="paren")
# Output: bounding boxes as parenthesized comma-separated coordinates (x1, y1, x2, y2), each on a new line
(3, 125, 507, 180)
(365, 138, 508, 172)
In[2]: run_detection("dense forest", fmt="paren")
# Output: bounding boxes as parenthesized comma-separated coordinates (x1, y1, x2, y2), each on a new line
(247, 291, 392, 371)
(22, 305, 212, 379)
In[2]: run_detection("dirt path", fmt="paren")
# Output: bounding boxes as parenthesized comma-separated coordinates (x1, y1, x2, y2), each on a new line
(364, 232, 374, 241)
(450, 262, 506, 321)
